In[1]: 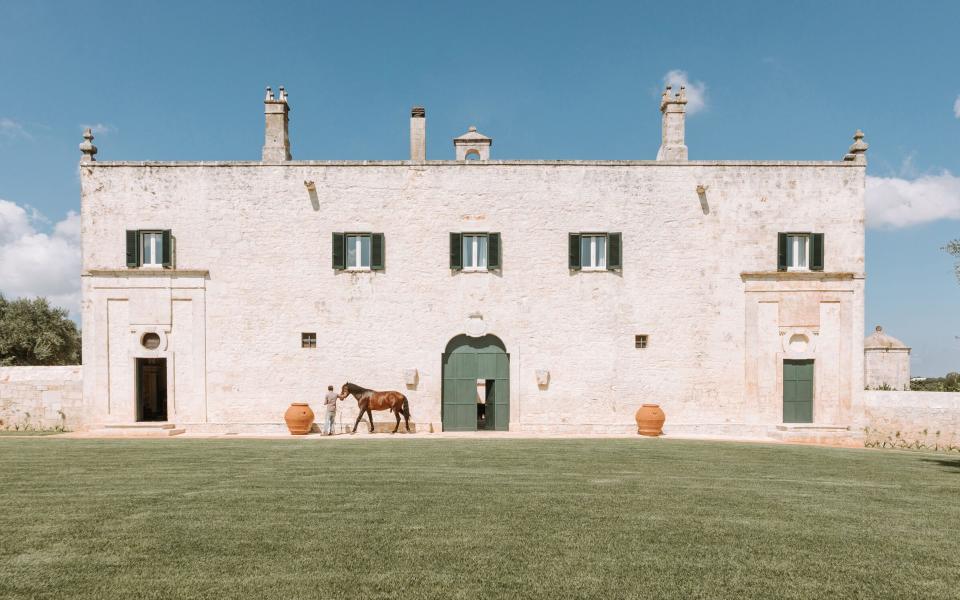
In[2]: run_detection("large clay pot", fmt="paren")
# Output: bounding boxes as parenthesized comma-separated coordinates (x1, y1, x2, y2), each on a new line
(284, 403, 315, 435)
(635, 404, 665, 436)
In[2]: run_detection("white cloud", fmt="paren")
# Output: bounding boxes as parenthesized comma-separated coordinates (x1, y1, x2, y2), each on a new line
(0, 118, 32, 141)
(662, 70, 707, 115)
(866, 171, 960, 229)
(0, 199, 80, 317)
(954, 95, 960, 119)
(81, 123, 115, 135)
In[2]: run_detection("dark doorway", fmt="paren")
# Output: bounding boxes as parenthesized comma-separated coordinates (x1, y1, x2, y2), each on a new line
(476, 379, 495, 430)
(783, 359, 814, 423)
(137, 358, 168, 422)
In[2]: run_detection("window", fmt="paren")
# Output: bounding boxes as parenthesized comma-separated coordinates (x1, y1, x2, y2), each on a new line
(568, 232, 622, 271)
(301, 332, 317, 348)
(463, 234, 488, 270)
(332, 233, 384, 271)
(141, 232, 164, 267)
(126, 229, 172, 268)
(635, 335, 648, 349)
(777, 233, 824, 272)
(581, 235, 607, 269)
(346, 234, 371, 269)
(450, 232, 501, 271)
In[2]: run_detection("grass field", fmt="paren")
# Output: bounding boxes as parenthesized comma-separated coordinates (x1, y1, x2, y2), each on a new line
(1, 438, 958, 599)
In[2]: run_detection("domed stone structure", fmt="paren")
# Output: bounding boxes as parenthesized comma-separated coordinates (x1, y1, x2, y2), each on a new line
(864, 325, 911, 390)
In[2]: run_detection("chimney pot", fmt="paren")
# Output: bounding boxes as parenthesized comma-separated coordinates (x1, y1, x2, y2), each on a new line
(656, 84, 688, 161)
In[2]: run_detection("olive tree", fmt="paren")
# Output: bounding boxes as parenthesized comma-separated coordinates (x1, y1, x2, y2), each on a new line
(0, 294, 80, 366)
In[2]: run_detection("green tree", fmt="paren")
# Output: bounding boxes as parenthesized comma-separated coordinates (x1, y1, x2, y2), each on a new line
(0, 295, 80, 366)
(946, 239, 960, 283)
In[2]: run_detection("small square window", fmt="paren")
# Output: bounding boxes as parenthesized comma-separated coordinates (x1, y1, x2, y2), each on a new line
(635, 335, 649, 349)
(581, 234, 607, 269)
(301, 332, 317, 348)
(786, 234, 810, 271)
(141, 231, 164, 267)
(346, 234, 371, 269)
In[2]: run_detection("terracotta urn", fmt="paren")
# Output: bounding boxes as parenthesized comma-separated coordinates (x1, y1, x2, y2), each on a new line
(284, 403, 315, 435)
(635, 404, 665, 436)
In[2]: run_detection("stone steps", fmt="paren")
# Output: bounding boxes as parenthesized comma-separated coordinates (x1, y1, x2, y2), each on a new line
(768, 424, 862, 447)
(87, 423, 186, 437)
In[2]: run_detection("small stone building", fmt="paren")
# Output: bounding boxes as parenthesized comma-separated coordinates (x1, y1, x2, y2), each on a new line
(77, 85, 870, 436)
(863, 326, 911, 390)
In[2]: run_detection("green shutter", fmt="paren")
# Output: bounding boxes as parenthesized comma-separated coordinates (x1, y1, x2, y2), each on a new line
(371, 233, 385, 270)
(777, 233, 787, 272)
(568, 233, 581, 270)
(126, 230, 140, 268)
(607, 232, 622, 270)
(161, 230, 172, 268)
(450, 232, 462, 270)
(811, 233, 824, 271)
(487, 232, 501, 269)
(332, 232, 345, 270)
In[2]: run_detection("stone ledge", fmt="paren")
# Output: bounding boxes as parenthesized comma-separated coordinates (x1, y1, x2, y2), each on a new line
(83, 269, 210, 278)
(741, 271, 861, 281)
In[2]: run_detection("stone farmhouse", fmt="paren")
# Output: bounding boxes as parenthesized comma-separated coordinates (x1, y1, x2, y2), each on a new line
(75, 85, 873, 438)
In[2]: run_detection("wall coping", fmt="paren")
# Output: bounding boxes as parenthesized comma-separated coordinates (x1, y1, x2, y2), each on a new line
(81, 160, 863, 169)
(740, 271, 861, 281)
(83, 269, 210, 278)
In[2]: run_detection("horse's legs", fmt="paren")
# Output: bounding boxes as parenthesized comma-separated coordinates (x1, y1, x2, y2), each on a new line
(393, 409, 400, 433)
(352, 399, 367, 433)
(366, 407, 375, 433)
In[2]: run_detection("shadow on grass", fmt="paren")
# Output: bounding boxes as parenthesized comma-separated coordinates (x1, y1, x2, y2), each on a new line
(921, 457, 960, 472)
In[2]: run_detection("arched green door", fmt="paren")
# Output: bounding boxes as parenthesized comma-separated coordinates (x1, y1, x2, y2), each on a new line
(442, 335, 509, 431)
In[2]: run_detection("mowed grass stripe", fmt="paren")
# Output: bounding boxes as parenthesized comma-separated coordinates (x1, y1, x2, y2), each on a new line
(0, 438, 957, 599)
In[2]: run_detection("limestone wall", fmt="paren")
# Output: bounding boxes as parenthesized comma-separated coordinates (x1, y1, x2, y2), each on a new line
(0, 366, 84, 431)
(862, 390, 960, 450)
(80, 160, 865, 434)
(864, 349, 910, 390)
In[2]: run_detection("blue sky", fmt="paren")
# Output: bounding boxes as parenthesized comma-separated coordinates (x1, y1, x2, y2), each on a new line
(1, 0, 958, 374)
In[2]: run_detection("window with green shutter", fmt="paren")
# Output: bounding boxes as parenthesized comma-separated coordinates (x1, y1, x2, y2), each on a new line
(450, 233, 500, 272)
(127, 229, 172, 269)
(778, 232, 824, 272)
(569, 232, 621, 271)
(333, 233, 383, 271)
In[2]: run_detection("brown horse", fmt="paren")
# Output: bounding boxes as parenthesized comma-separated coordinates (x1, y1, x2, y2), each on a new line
(339, 382, 411, 433)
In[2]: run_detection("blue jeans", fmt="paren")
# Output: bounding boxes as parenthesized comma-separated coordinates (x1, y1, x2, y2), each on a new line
(323, 408, 336, 434)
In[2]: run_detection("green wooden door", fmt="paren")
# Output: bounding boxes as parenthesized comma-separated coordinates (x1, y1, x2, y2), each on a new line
(442, 351, 479, 431)
(442, 335, 510, 431)
(783, 360, 814, 423)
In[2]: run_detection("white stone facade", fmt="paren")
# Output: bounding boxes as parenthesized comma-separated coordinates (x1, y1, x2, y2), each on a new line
(0, 366, 83, 430)
(77, 88, 868, 436)
(863, 326, 911, 390)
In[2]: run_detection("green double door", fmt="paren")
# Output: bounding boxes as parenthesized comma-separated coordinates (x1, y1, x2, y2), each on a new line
(783, 360, 814, 423)
(442, 335, 510, 431)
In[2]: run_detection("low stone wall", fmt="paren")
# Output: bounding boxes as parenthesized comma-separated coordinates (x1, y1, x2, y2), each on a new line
(0, 366, 84, 431)
(862, 390, 960, 451)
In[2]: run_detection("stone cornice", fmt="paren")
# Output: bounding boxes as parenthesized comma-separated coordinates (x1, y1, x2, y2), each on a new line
(80, 160, 864, 168)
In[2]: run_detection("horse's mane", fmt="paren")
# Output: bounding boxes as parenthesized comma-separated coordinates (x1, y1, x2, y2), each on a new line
(344, 382, 372, 394)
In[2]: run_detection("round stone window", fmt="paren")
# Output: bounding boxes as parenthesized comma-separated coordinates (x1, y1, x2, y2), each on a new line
(141, 332, 161, 350)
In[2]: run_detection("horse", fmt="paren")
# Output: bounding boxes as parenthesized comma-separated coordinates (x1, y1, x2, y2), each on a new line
(339, 382, 411, 434)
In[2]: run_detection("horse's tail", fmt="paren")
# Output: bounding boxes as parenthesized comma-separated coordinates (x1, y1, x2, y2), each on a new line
(401, 395, 410, 418)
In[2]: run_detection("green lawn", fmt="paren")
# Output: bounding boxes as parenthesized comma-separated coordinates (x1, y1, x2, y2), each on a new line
(1, 438, 958, 599)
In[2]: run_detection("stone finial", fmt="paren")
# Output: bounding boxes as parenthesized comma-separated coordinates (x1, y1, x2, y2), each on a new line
(265, 86, 274, 101)
(278, 86, 288, 103)
(79, 128, 97, 162)
(875, 325, 883, 333)
(843, 129, 868, 164)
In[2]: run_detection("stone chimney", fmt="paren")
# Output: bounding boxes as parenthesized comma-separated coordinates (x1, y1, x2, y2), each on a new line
(410, 106, 426, 161)
(656, 84, 688, 161)
(262, 86, 291, 161)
